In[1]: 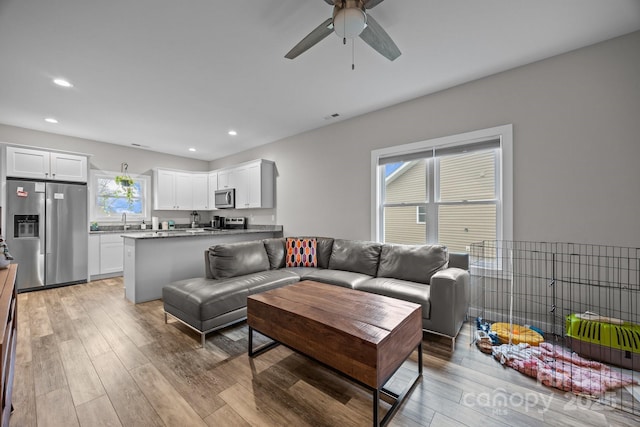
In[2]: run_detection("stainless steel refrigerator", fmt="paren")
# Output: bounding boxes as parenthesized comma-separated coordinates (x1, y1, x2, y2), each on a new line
(6, 179, 88, 291)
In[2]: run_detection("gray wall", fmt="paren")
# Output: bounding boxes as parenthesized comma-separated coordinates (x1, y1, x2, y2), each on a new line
(210, 31, 640, 247)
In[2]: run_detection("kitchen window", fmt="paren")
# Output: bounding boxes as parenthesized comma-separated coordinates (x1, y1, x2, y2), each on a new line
(371, 125, 513, 252)
(90, 170, 150, 222)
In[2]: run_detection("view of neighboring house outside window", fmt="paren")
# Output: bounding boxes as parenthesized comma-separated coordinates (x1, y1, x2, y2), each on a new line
(372, 125, 512, 254)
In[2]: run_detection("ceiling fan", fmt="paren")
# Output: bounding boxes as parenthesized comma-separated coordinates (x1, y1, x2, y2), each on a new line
(285, 0, 401, 61)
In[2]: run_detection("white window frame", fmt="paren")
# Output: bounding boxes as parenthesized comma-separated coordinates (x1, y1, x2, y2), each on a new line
(416, 206, 426, 224)
(89, 170, 151, 222)
(371, 124, 513, 246)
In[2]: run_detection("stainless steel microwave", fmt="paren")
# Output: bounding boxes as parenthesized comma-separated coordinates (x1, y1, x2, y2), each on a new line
(214, 188, 235, 209)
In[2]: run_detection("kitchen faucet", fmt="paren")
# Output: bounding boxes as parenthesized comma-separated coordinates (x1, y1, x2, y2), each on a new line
(122, 212, 130, 230)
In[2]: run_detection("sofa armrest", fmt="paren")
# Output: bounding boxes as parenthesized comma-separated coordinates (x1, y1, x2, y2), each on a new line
(428, 267, 470, 337)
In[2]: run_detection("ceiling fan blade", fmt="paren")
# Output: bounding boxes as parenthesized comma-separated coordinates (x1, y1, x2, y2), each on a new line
(285, 18, 334, 59)
(363, 0, 385, 9)
(359, 14, 401, 61)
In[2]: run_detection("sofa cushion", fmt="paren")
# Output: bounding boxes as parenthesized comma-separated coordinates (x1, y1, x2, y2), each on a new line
(303, 269, 372, 289)
(263, 238, 286, 269)
(377, 244, 448, 284)
(328, 239, 382, 276)
(354, 277, 431, 319)
(286, 237, 317, 267)
(208, 240, 270, 279)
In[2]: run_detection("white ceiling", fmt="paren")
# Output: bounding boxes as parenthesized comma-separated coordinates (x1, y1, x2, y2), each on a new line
(1, 0, 639, 161)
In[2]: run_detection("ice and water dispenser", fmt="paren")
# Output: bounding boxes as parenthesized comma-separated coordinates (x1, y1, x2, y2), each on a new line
(13, 215, 39, 238)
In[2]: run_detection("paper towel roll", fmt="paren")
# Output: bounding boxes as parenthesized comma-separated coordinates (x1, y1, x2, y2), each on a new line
(152, 217, 159, 230)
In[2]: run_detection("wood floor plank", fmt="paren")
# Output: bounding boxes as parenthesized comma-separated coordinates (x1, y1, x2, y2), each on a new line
(204, 404, 251, 427)
(31, 334, 67, 397)
(16, 295, 33, 363)
(129, 363, 207, 427)
(75, 395, 123, 427)
(28, 292, 53, 338)
(35, 388, 79, 427)
(72, 315, 112, 359)
(108, 308, 153, 347)
(92, 351, 164, 427)
(58, 338, 106, 406)
(9, 361, 37, 427)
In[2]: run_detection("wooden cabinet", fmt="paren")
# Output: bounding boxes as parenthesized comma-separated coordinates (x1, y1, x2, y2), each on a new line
(0, 264, 17, 427)
(6, 146, 87, 182)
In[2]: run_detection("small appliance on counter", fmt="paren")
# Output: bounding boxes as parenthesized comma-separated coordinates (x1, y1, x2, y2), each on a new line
(168, 220, 176, 230)
(210, 215, 223, 229)
(224, 217, 246, 229)
(190, 211, 200, 228)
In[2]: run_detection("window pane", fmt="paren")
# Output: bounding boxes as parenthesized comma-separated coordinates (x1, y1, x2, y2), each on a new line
(439, 150, 495, 202)
(384, 206, 427, 244)
(438, 204, 496, 253)
(384, 159, 427, 204)
(96, 197, 143, 215)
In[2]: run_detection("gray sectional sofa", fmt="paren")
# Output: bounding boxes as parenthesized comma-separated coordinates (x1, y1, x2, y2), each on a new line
(163, 237, 470, 349)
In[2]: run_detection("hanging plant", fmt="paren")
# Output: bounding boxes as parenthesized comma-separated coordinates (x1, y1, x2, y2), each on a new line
(115, 162, 135, 207)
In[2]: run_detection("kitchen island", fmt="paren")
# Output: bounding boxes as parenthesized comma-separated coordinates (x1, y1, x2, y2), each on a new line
(122, 227, 283, 303)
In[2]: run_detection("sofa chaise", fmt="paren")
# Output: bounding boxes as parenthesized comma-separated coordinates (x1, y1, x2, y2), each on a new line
(163, 237, 470, 349)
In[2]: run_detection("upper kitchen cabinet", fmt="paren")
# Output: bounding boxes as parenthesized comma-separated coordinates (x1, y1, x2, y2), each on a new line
(6, 146, 88, 182)
(192, 173, 209, 210)
(154, 169, 194, 210)
(228, 159, 274, 209)
(208, 172, 218, 210)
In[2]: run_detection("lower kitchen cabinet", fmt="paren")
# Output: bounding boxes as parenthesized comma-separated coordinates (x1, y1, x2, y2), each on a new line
(89, 234, 124, 279)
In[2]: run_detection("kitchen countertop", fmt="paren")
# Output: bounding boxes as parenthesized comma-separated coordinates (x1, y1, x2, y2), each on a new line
(90, 225, 282, 237)
(118, 226, 282, 239)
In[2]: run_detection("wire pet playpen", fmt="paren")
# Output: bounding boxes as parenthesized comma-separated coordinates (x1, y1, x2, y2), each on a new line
(470, 240, 640, 414)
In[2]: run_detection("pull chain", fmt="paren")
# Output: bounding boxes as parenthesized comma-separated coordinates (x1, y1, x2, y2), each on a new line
(352, 38, 355, 70)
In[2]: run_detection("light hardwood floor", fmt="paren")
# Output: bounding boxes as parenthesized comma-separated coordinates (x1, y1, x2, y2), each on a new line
(9, 278, 640, 426)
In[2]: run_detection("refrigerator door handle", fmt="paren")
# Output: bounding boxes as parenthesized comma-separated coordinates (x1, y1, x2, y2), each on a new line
(45, 197, 52, 255)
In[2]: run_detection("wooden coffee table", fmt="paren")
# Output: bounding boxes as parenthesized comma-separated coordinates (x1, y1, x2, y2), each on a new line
(247, 280, 423, 427)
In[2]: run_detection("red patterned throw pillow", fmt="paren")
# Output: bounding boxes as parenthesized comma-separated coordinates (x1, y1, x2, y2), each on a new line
(286, 238, 317, 267)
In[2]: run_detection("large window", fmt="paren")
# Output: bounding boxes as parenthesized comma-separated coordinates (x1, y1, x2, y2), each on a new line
(371, 125, 512, 252)
(90, 170, 151, 222)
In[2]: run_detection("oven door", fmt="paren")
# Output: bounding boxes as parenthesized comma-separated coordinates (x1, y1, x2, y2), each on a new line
(214, 189, 235, 209)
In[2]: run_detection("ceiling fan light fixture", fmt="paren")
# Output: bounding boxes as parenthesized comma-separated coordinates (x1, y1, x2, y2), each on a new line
(333, 8, 367, 39)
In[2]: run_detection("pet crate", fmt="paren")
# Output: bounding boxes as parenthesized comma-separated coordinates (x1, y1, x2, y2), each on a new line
(470, 240, 640, 414)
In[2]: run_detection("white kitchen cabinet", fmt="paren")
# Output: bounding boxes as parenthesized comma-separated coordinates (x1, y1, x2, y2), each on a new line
(6, 146, 87, 182)
(208, 172, 218, 209)
(89, 234, 101, 276)
(154, 169, 195, 210)
(89, 233, 124, 279)
(100, 234, 124, 274)
(217, 169, 231, 189)
(192, 173, 209, 210)
(231, 160, 274, 209)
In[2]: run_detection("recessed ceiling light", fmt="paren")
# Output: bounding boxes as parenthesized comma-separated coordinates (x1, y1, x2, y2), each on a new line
(44, 117, 58, 123)
(188, 148, 196, 152)
(228, 130, 237, 136)
(53, 78, 73, 88)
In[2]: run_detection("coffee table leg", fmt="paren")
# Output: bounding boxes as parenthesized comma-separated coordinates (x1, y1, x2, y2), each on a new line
(247, 326, 280, 357)
(376, 342, 423, 426)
